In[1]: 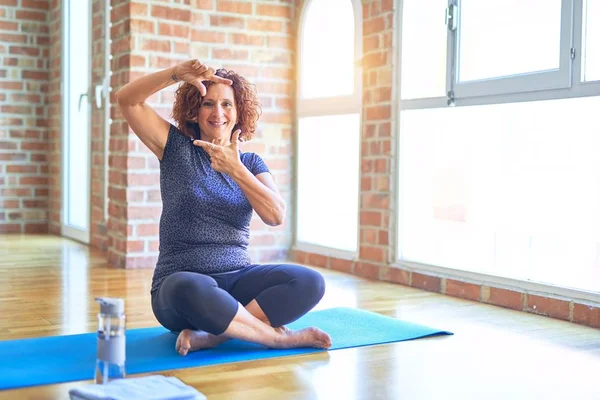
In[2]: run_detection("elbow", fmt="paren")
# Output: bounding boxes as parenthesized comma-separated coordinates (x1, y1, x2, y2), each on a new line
(114, 88, 125, 107)
(267, 215, 284, 227)
(265, 204, 286, 227)
(114, 88, 136, 108)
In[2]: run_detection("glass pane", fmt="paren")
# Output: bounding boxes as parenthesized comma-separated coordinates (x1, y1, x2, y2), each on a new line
(66, 0, 90, 230)
(301, 0, 354, 98)
(458, 0, 562, 82)
(401, 0, 448, 99)
(398, 96, 600, 293)
(583, 0, 600, 81)
(297, 114, 360, 251)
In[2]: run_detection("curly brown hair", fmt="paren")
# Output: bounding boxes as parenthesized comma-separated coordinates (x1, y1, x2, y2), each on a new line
(171, 69, 261, 142)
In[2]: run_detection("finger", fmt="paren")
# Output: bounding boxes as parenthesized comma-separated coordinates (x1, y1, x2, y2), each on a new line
(196, 64, 208, 75)
(231, 129, 241, 143)
(192, 79, 207, 96)
(192, 139, 211, 150)
(209, 75, 233, 86)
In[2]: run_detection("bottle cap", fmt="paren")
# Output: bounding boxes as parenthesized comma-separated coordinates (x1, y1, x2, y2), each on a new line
(95, 297, 125, 316)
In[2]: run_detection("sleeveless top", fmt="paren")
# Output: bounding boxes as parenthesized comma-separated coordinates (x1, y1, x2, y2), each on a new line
(151, 124, 270, 292)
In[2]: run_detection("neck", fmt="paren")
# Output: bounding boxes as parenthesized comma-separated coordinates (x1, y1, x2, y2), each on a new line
(199, 129, 230, 146)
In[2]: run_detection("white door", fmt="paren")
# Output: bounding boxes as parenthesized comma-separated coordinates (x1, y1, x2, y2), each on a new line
(61, 0, 91, 244)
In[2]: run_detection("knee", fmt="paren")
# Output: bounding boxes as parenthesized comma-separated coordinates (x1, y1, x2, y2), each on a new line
(165, 273, 216, 308)
(295, 268, 326, 304)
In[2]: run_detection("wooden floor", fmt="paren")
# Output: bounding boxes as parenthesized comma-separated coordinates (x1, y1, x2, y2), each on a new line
(0, 235, 599, 400)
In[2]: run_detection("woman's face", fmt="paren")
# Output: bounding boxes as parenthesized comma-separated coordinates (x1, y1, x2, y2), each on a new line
(197, 83, 237, 140)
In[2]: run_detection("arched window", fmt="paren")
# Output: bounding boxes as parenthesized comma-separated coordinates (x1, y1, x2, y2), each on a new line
(295, 0, 362, 253)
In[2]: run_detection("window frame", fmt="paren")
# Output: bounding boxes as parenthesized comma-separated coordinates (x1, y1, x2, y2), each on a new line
(451, 0, 574, 99)
(400, 0, 600, 111)
(293, 0, 363, 257)
(394, 0, 600, 301)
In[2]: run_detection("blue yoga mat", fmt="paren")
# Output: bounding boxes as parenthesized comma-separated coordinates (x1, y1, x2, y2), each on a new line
(0, 307, 451, 390)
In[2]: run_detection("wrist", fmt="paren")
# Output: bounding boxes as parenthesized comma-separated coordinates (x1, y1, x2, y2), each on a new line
(229, 161, 248, 180)
(170, 66, 180, 83)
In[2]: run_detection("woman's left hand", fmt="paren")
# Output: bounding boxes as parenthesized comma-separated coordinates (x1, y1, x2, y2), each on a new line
(193, 130, 244, 175)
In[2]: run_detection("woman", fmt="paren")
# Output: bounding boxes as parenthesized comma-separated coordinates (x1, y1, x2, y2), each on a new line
(115, 59, 331, 355)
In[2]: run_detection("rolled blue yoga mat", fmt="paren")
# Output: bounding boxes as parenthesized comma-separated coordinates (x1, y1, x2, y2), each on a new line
(0, 307, 452, 390)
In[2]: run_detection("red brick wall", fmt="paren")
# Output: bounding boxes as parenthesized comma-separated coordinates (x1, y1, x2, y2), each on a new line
(292, 0, 600, 329)
(0, 0, 50, 234)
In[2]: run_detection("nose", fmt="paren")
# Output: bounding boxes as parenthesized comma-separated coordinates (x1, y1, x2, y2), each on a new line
(213, 104, 226, 118)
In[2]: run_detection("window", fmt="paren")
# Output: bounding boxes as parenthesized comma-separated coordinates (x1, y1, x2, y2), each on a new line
(400, 0, 448, 100)
(397, 1, 600, 294)
(62, 0, 91, 244)
(400, 0, 600, 109)
(296, 0, 362, 253)
(582, 0, 600, 82)
(397, 96, 600, 293)
(453, 0, 571, 98)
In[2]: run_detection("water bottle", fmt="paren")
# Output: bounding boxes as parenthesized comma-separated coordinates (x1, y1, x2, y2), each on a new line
(94, 297, 126, 384)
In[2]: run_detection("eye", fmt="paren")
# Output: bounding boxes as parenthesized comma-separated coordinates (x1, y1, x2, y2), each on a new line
(202, 101, 213, 107)
(223, 102, 232, 108)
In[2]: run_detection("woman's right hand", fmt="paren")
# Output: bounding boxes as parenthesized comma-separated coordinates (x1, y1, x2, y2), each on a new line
(174, 59, 233, 96)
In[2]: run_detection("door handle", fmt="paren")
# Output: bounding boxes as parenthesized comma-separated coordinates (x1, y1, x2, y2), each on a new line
(78, 92, 88, 112)
(95, 85, 103, 109)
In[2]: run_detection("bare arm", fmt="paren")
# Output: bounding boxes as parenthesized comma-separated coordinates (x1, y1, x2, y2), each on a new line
(230, 168, 286, 226)
(114, 60, 231, 160)
(114, 67, 175, 160)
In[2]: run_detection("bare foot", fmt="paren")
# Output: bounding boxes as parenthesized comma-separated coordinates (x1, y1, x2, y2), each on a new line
(275, 327, 332, 349)
(176, 329, 229, 356)
(274, 326, 292, 335)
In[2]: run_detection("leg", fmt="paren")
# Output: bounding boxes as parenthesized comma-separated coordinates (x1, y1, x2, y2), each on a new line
(153, 271, 330, 356)
(230, 264, 327, 327)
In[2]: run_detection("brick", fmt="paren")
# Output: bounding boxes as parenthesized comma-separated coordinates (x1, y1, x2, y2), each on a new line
(210, 15, 245, 29)
(355, 262, 380, 280)
(572, 304, 600, 328)
(22, 0, 49, 9)
(191, 29, 226, 43)
(378, 230, 389, 245)
(330, 258, 353, 274)
(230, 33, 265, 46)
(360, 245, 386, 262)
(362, 52, 387, 69)
(411, 273, 442, 292)
(15, 10, 46, 21)
(446, 279, 480, 301)
(360, 211, 381, 226)
(380, 266, 410, 285)
(247, 18, 283, 32)
(151, 6, 191, 22)
(366, 105, 391, 121)
(212, 48, 248, 60)
(158, 22, 190, 38)
(0, 34, 27, 43)
(489, 288, 524, 311)
(364, 17, 385, 35)
(307, 253, 328, 268)
(293, 250, 308, 264)
(526, 295, 570, 321)
(193, 0, 214, 10)
(217, 1, 252, 14)
(256, 4, 291, 18)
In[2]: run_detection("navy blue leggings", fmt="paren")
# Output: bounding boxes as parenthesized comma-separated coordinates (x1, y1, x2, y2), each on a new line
(151, 264, 326, 336)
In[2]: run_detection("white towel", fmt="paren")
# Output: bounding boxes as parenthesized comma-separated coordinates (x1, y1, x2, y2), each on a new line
(68, 375, 206, 400)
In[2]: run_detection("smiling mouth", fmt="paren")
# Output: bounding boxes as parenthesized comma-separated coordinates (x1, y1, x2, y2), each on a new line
(209, 121, 227, 127)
